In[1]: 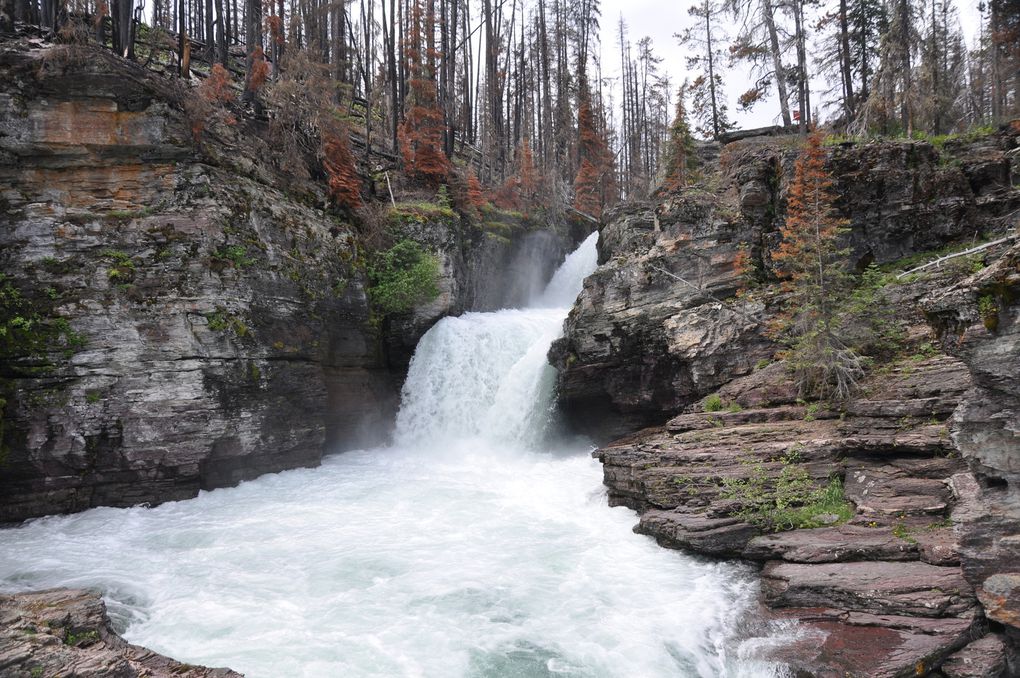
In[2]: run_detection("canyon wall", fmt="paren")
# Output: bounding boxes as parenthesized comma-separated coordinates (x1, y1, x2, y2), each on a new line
(556, 129, 1020, 675)
(551, 133, 1020, 441)
(0, 39, 577, 523)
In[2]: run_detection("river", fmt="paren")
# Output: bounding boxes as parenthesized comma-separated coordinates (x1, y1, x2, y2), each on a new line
(0, 232, 794, 677)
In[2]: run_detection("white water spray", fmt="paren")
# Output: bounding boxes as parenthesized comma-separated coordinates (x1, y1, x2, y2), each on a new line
(0, 230, 794, 678)
(395, 231, 597, 447)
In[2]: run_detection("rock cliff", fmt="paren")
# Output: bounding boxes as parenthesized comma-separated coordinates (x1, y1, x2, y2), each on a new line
(562, 129, 1020, 676)
(926, 240, 1020, 662)
(552, 133, 1020, 442)
(0, 37, 577, 523)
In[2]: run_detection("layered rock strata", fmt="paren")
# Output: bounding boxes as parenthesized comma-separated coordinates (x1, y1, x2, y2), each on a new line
(573, 130, 1020, 676)
(0, 37, 576, 523)
(597, 355, 1006, 676)
(553, 132, 1020, 442)
(0, 588, 241, 677)
(926, 241, 1020, 666)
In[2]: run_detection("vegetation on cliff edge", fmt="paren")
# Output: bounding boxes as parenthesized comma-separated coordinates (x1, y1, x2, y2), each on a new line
(366, 240, 440, 315)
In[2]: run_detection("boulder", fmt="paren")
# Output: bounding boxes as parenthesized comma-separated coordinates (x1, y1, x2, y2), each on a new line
(940, 633, 1009, 678)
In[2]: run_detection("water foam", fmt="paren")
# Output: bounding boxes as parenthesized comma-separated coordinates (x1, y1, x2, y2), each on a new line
(395, 231, 598, 447)
(0, 229, 795, 677)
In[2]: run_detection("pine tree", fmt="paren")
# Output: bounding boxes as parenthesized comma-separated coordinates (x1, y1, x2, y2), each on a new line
(727, 0, 793, 125)
(242, 0, 263, 100)
(573, 82, 614, 219)
(677, 0, 735, 139)
(917, 0, 968, 133)
(987, 0, 1020, 120)
(517, 139, 539, 203)
(494, 139, 541, 210)
(398, 0, 449, 186)
(200, 64, 235, 104)
(816, 0, 885, 124)
(465, 167, 487, 211)
(661, 86, 697, 190)
(772, 131, 863, 400)
(322, 124, 363, 210)
(863, 0, 920, 134)
(248, 46, 270, 93)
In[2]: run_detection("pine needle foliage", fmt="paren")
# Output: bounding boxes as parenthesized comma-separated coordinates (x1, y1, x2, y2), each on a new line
(322, 125, 363, 210)
(464, 167, 488, 214)
(573, 82, 615, 218)
(199, 64, 235, 104)
(247, 47, 269, 93)
(398, 0, 449, 186)
(772, 131, 864, 400)
(661, 86, 698, 190)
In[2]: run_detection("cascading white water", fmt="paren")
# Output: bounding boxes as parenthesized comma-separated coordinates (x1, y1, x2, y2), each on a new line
(0, 231, 795, 678)
(530, 231, 599, 309)
(395, 231, 598, 447)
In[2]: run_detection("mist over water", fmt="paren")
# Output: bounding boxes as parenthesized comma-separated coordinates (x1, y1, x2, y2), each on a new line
(0, 231, 793, 677)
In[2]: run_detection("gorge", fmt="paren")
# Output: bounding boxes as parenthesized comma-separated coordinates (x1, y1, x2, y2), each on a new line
(2, 25, 1020, 678)
(0, 234, 793, 678)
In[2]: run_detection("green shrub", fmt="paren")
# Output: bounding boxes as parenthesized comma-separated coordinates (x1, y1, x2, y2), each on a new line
(366, 240, 440, 314)
(703, 393, 724, 412)
(101, 249, 136, 281)
(0, 274, 85, 367)
(979, 294, 998, 330)
(722, 464, 854, 532)
(436, 185, 452, 209)
(892, 522, 913, 541)
(205, 308, 249, 337)
(64, 629, 99, 646)
(212, 245, 253, 268)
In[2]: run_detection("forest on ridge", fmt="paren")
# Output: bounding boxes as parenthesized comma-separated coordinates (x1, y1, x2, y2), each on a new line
(2, 0, 1017, 217)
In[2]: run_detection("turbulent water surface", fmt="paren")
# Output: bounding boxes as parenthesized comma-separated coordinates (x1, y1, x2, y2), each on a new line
(0, 232, 793, 677)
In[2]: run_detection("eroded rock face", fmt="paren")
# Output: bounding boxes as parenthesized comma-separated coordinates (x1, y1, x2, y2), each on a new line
(927, 241, 1020, 651)
(0, 588, 241, 677)
(590, 287, 998, 675)
(0, 40, 576, 523)
(549, 195, 773, 440)
(553, 132, 1020, 442)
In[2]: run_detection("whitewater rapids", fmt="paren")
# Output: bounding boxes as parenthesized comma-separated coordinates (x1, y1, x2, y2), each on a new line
(0, 231, 793, 677)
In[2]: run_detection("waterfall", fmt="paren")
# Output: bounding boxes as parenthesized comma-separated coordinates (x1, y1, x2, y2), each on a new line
(394, 231, 598, 447)
(0, 229, 793, 678)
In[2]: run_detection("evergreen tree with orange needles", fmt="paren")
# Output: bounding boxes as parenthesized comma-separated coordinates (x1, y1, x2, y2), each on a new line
(573, 81, 614, 219)
(464, 167, 487, 212)
(200, 64, 235, 104)
(247, 47, 269, 94)
(398, 0, 449, 186)
(517, 139, 538, 202)
(322, 124, 363, 210)
(772, 130, 863, 400)
(495, 139, 540, 211)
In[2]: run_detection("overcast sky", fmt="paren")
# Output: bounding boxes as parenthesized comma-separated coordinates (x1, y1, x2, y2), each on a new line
(597, 0, 984, 131)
